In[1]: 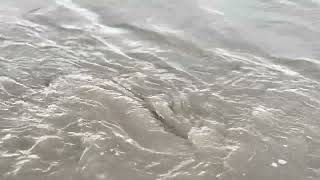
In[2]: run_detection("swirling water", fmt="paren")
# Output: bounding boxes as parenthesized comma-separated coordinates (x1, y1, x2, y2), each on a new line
(0, 0, 320, 180)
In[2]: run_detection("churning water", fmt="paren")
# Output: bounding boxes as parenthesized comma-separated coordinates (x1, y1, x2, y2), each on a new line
(0, 0, 320, 179)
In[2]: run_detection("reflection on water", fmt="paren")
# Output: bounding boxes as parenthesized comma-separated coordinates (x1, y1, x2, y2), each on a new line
(0, 0, 320, 180)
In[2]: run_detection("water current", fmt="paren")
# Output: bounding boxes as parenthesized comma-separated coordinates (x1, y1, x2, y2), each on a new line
(0, 0, 320, 179)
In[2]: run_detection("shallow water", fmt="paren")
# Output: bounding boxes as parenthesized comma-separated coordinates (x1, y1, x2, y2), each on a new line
(0, 0, 320, 180)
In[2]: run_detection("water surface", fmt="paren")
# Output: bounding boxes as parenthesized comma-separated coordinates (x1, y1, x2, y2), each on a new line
(0, 0, 320, 179)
